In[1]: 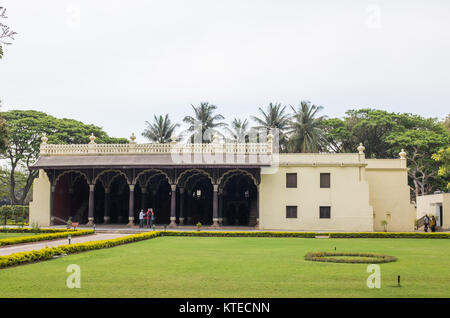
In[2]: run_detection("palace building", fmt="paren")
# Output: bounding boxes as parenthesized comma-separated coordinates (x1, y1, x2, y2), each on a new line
(29, 133, 415, 232)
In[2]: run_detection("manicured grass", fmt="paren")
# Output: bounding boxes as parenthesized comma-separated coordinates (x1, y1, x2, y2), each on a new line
(0, 236, 449, 298)
(0, 233, 37, 239)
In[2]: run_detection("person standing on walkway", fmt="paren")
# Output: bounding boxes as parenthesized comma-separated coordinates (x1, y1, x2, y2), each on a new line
(150, 208, 155, 228)
(430, 216, 437, 232)
(139, 209, 145, 228)
(146, 208, 151, 228)
(423, 214, 430, 232)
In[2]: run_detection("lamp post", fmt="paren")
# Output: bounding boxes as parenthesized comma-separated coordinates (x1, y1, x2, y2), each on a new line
(68, 234, 71, 245)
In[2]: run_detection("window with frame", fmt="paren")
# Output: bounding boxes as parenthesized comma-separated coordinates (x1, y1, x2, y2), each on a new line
(286, 173, 297, 188)
(320, 173, 330, 188)
(286, 206, 298, 218)
(320, 206, 331, 219)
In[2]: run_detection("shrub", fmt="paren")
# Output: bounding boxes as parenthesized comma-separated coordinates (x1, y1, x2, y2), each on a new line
(0, 230, 94, 247)
(304, 251, 398, 264)
(0, 227, 73, 234)
(327, 232, 450, 239)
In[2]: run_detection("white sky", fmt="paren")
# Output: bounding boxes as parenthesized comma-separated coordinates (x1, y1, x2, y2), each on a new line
(0, 0, 449, 142)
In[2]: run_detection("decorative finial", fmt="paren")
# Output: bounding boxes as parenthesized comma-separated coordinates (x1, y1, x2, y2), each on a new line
(212, 134, 220, 144)
(130, 133, 136, 144)
(170, 135, 177, 143)
(357, 143, 365, 154)
(267, 133, 274, 142)
(41, 132, 48, 144)
(89, 133, 96, 144)
(399, 149, 407, 159)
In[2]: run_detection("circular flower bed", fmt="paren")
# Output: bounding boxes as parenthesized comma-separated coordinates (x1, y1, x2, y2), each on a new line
(305, 252, 397, 264)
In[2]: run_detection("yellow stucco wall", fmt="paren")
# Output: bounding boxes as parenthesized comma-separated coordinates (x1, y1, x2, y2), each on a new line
(28, 169, 51, 227)
(365, 160, 415, 232)
(259, 154, 373, 232)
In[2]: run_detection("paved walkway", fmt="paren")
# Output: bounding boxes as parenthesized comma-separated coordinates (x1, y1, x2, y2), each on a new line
(0, 233, 129, 256)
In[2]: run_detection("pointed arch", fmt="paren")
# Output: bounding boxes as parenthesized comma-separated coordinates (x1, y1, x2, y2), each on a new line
(54, 170, 90, 186)
(218, 169, 258, 189)
(176, 168, 214, 186)
(133, 168, 171, 186)
(93, 169, 131, 187)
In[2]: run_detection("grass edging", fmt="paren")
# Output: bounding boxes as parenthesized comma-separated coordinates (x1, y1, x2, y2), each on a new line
(0, 230, 94, 247)
(1, 230, 448, 269)
(304, 251, 398, 264)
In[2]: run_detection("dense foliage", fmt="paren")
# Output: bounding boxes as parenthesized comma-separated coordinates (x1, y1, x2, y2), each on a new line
(0, 110, 128, 205)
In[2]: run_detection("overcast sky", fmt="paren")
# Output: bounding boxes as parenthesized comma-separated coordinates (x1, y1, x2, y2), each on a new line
(0, 0, 449, 142)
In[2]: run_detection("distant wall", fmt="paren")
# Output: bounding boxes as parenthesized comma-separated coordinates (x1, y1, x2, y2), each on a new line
(259, 155, 373, 232)
(365, 160, 415, 232)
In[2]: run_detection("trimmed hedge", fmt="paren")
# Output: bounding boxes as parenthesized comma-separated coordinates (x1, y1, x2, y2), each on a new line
(0, 230, 94, 247)
(0, 231, 162, 268)
(164, 231, 450, 239)
(304, 251, 398, 264)
(327, 232, 450, 239)
(0, 227, 76, 234)
(164, 231, 317, 238)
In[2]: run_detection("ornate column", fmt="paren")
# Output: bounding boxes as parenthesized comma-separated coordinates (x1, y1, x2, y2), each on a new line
(169, 184, 177, 228)
(87, 184, 95, 226)
(179, 187, 185, 225)
(68, 187, 74, 221)
(141, 187, 147, 211)
(50, 185, 56, 225)
(186, 190, 192, 224)
(152, 189, 157, 209)
(127, 184, 135, 227)
(103, 187, 111, 224)
(218, 191, 223, 225)
(212, 184, 219, 228)
(255, 185, 260, 228)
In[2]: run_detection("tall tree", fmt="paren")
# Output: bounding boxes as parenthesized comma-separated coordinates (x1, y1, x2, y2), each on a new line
(287, 101, 327, 153)
(183, 102, 227, 142)
(0, 110, 128, 205)
(0, 100, 8, 152)
(0, 7, 17, 59)
(225, 118, 250, 142)
(323, 109, 449, 199)
(142, 114, 179, 143)
(251, 103, 291, 151)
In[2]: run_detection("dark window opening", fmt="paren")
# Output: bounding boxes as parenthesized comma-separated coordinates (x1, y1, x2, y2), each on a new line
(320, 206, 331, 219)
(286, 206, 298, 218)
(286, 173, 297, 188)
(320, 173, 330, 188)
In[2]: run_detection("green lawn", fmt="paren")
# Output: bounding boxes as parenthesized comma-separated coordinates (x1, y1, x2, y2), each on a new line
(0, 233, 36, 239)
(0, 236, 449, 298)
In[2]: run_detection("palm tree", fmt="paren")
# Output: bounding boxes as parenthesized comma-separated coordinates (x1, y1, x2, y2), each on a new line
(183, 102, 227, 142)
(288, 101, 327, 153)
(225, 118, 250, 142)
(142, 114, 179, 143)
(251, 103, 291, 151)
